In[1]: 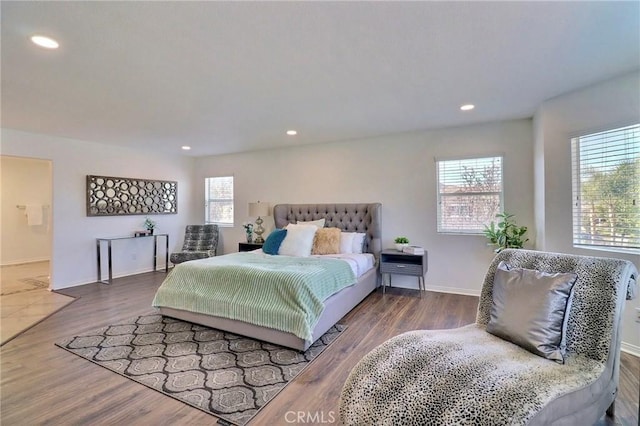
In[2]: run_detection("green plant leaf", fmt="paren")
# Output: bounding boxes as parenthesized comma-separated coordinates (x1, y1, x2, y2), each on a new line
(483, 212, 527, 251)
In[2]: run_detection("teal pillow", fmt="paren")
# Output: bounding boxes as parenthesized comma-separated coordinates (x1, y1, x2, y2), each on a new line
(263, 229, 287, 255)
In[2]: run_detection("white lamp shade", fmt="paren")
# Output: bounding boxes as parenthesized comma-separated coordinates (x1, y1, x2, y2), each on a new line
(248, 202, 269, 217)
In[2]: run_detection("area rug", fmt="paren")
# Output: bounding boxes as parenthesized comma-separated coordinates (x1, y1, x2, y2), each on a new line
(56, 313, 345, 425)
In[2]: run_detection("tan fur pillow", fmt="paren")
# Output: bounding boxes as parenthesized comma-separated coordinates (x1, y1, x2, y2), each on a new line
(311, 228, 341, 255)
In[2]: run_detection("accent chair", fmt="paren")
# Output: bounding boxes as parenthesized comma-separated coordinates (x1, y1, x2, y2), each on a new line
(170, 224, 219, 265)
(340, 249, 638, 425)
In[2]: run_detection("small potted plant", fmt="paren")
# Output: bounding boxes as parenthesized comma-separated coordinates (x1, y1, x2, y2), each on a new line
(144, 216, 156, 235)
(242, 222, 254, 243)
(394, 236, 409, 251)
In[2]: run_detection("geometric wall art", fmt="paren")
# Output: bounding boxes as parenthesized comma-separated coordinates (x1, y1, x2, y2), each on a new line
(86, 175, 178, 216)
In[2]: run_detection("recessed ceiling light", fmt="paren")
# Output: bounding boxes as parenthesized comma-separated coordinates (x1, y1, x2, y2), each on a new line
(286, 130, 297, 136)
(460, 104, 475, 111)
(181, 146, 191, 150)
(31, 35, 59, 49)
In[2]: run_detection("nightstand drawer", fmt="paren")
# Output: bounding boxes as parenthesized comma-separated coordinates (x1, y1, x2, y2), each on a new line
(380, 262, 423, 276)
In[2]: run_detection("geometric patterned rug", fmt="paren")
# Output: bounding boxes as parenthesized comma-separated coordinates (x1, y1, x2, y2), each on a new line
(55, 313, 345, 425)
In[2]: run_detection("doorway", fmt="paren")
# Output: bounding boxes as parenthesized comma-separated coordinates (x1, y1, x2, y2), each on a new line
(0, 155, 71, 345)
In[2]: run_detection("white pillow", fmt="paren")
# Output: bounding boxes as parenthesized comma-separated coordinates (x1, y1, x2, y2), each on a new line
(297, 218, 325, 229)
(340, 232, 356, 254)
(340, 232, 367, 254)
(279, 224, 318, 257)
(352, 232, 366, 254)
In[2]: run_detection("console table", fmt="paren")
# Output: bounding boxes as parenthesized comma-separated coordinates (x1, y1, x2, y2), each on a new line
(96, 234, 169, 284)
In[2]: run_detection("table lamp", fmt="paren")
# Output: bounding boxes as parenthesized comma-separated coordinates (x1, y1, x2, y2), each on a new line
(248, 201, 269, 243)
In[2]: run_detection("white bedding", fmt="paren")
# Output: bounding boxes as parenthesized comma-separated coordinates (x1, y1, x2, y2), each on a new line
(245, 249, 375, 278)
(249, 249, 375, 278)
(312, 253, 375, 278)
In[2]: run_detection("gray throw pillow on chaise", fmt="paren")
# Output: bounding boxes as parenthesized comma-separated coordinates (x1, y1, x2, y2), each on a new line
(487, 261, 578, 363)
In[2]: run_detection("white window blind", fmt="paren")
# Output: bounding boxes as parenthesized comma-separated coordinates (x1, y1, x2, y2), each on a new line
(436, 155, 503, 234)
(571, 124, 639, 251)
(205, 176, 234, 226)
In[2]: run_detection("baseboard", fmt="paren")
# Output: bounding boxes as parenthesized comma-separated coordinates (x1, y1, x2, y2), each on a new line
(424, 284, 481, 297)
(53, 266, 166, 290)
(1, 257, 50, 267)
(388, 281, 481, 297)
(621, 342, 640, 357)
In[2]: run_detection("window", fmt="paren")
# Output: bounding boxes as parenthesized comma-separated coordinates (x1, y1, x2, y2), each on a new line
(436, 155, 503, 234)
(571, 124, 639, 251)
(205, 176, 234, 226)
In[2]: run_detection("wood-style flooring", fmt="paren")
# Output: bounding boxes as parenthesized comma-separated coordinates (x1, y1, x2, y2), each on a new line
(1, 271, 638, 425)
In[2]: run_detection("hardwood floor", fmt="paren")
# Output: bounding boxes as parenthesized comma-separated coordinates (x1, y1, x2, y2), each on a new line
(1, 272, 638, 425)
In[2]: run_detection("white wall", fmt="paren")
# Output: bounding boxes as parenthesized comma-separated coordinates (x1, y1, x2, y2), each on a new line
(0, 156, 52, 265)
(0, 128, 197, 289)
(534, 71, 640, 351)
(195, 118, 534, 295)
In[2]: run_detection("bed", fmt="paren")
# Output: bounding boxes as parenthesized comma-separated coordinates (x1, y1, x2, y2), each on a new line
(154, 203, 382, 350)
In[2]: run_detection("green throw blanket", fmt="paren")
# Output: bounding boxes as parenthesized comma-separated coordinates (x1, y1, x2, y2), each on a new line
(152, 252, 356, 342)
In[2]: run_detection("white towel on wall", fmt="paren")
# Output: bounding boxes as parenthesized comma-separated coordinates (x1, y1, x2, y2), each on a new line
(25, 204, 43, 226)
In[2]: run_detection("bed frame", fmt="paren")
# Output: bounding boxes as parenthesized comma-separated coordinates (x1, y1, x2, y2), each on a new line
(158, 203, 382, 351)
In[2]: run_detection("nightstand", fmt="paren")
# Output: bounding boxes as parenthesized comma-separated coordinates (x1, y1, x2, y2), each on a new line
(380, 249, 428, 294)
(239, 242, 264, 252)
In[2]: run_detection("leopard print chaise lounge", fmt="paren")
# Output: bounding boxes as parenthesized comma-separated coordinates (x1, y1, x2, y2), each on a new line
(340, 249, 638, 425)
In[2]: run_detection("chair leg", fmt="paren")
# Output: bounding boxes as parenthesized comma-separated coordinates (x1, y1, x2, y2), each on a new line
(605, 400, 615, 418)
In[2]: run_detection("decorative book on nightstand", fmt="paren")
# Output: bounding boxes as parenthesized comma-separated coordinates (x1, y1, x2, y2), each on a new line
(402, 245, 424, 255)
(238, 242, 264, 252)
(380, 248, 428, 295)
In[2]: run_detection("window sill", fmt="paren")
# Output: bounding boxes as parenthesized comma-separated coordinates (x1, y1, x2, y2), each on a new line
(573, 244, 640, 256)
(437, 231, 486, 236)
(206, 222, 234, 228)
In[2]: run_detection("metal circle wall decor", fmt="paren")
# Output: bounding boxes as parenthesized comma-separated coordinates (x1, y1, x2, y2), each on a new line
(86, 175, 178, 216)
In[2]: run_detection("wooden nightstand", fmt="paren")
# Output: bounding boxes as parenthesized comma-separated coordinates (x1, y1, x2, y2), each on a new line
(238, 242, 264, 252)
(380, 248, 428, 294)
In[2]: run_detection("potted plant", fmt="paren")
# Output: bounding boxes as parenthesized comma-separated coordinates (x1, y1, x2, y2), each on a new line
(144, 217, 156, 235)
(242, 222, 254, 243)
(394, 236, 409, 251)
(483, 212, 528, 253)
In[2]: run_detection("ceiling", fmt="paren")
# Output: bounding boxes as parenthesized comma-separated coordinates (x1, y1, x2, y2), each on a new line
(2, 1, 639, 157)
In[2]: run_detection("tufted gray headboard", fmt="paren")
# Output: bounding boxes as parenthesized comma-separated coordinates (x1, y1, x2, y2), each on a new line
(273, 203, 382, 260)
